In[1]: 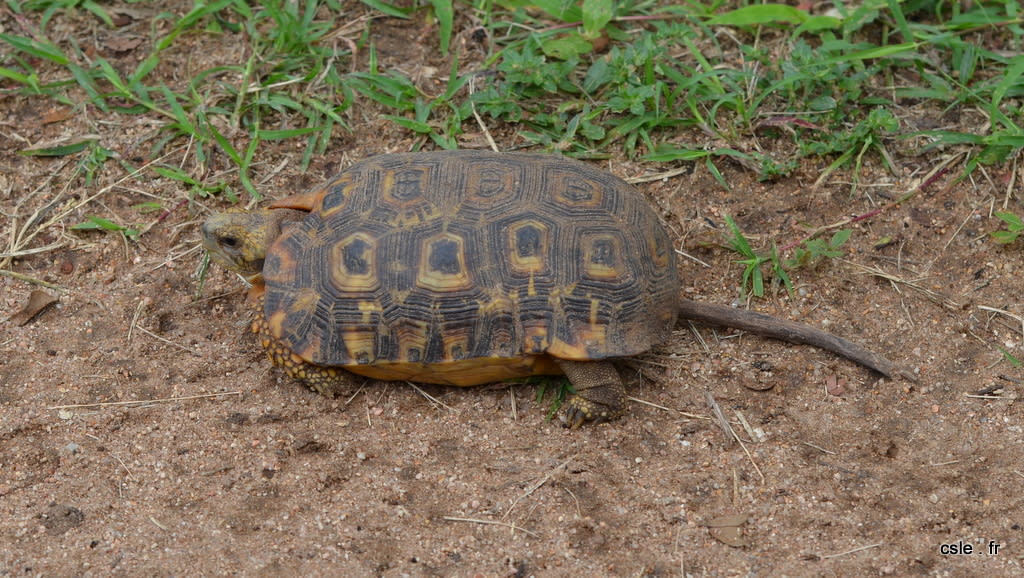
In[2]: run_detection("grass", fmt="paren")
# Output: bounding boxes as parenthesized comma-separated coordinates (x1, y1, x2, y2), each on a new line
(722, 214, 855, 299)
(723, 214, 792, 298)
(533, 376, 574, 420)
(1, 0, 1022, 279)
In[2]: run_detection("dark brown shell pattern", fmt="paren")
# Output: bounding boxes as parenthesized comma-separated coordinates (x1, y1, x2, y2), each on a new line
(262, 151, 680, 368)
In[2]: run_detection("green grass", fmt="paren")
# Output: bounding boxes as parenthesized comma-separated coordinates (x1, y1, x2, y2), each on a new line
(4, 1, 1022, 177)
(723, 214, 792, 298)
(1, 0, 1022, 280)
(70, 215, 141, 241)
(533, 376, 574, 420)
(1001, 346, 1022, 368)
(991, 211, 1024, 244)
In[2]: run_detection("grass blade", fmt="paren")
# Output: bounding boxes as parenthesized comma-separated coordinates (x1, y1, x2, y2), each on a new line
(430, 0, 453, 55)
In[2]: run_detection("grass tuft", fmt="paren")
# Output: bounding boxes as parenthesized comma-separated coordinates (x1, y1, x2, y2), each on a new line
(1, 0, 1022, 286)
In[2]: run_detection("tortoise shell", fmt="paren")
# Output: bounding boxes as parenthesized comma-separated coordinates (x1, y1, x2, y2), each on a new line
(261, 150, 679, 385)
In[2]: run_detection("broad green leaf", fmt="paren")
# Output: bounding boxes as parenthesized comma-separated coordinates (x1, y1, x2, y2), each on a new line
(82, 0, 115, 28)
(583, 57, 612, 93)
(71, 216, 123, 232)
(794, 15, 841, 34)
(918, 131, 985, 145)
(71, 216, 140, 240)
(991, 54, 1024, 111)
(582, 0, 614, 37)
(0, 66, 33, 85)
(995, 211, 1023, 228)
(541, 34, 592, 60)
(153, 166, 200, 185)
(532, 0, 583, 22)
(819, 43, 919, 64)
(644, 145, 710, 162)
(991, 231, 1020, 244)
(831, 229, 853, 247)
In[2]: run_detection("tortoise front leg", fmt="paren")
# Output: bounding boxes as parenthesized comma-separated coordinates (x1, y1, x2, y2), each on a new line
(556, 360, 628, 428)
(250, 306, 355, 397)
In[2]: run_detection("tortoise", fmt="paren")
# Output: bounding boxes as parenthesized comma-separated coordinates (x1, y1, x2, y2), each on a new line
(201, 150, 905, 426)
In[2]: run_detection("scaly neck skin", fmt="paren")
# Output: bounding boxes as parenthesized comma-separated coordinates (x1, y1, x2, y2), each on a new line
(202, 208, 308, 282)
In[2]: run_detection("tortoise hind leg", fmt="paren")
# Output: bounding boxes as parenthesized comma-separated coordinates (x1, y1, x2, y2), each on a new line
(556, 360, 627, 428)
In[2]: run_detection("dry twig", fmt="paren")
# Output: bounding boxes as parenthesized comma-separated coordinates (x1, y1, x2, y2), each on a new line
(705, 390, 765, 484)
(442, 516, 540, 538)
(47, 391, 242, 410)
(844, 260, 961, 310)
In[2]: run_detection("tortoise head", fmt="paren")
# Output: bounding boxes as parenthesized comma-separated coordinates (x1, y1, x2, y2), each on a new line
(201, 208, 306, 282)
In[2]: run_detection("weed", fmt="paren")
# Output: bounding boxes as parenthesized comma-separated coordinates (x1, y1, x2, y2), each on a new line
(722, 217, 852, 297)
(998, 346, 1021, 368)
(1, 0, 1023, 209)
(787, 230, 852, 269)
(152, 165, 234, 201)
(19, 139, 118, 186)
(71, 216, 140, 241)
(534, 377, 574, 420)
(723, 215, 793, 298)
(2, 0, 353, 196)
(18, 0, 114, 30)
(991, 212, 1024, 244)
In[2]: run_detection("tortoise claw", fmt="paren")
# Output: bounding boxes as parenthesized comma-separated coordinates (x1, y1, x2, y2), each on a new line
(556, 361, 626, 427)
(561, 404, 588, 429)
(561, 395, 614, 428)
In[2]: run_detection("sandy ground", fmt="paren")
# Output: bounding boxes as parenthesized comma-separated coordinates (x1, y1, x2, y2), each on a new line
(2, 2, 1023, 576)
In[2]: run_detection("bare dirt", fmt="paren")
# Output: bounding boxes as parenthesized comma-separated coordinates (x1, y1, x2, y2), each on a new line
(2, 3, 1023, 576)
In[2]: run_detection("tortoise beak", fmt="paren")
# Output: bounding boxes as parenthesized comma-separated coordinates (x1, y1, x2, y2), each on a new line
(199, 220, 219, 253)
(200, 213, 263, 280)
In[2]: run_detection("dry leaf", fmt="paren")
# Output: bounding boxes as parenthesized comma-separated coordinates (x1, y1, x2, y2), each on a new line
(9, 290, 58, 326)
(105, 35, 144, 53)
(825, 374, 847, 396)
(41, 108, 73, 125)
(705, 514, 751, 547)
(743, 377, 776, 391)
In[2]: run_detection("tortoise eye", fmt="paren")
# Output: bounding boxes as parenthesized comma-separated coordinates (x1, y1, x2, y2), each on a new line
(221, 236, 240, 249)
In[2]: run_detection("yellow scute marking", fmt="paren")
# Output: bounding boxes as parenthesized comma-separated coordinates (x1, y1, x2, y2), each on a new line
(416, 232, 471, 291)
(267, 309, 288, 340)
(547, 325, 606, 360)
(523, 325, 549, 352)
(507, 221, 549, 275)
(341, 331, 375, 361)
(582, 234, 622, 280)
(478, 293, 513, 315)
(296, 332, 323, 364)
(358, 300, 382, 324)
(293, 287, 320, 311)
(329, 233, 379, 292)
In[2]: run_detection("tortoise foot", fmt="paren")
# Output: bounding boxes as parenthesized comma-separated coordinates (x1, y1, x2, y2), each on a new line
(556, 359, 627, 428)
(562, 394, 622, 428)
